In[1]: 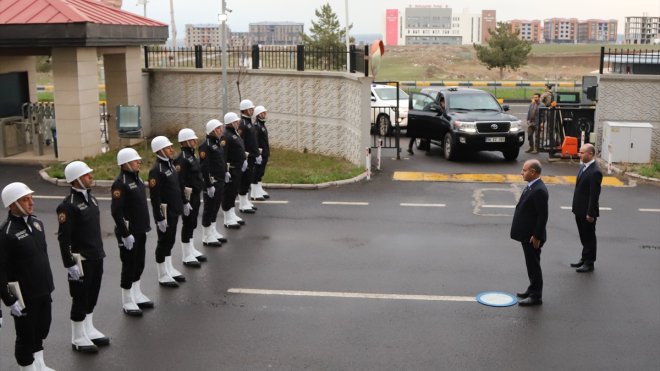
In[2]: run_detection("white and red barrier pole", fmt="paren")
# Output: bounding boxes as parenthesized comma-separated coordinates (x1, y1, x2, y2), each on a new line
(366, 147, 371, 180)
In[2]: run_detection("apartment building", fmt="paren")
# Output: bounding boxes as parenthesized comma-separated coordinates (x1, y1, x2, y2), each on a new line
(249, 22, 303, 45)
(625, 16, 660, 44)
(510, 20, 542, 43)
(543, 18, 578, 43)
(577, 19, 617, 43)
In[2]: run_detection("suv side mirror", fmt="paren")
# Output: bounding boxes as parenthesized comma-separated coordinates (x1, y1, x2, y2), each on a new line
(370, 96, 376, 102)
(502, 104, 510, 111)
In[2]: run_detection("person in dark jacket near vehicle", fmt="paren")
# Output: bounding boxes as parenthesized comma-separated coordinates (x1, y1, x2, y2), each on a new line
(56, 161, 108, 353)
(511, 159, 548, 307)
(111, 148, 154, 316)
(149, 136, 185, 287)
(250, 105, 271, 201)
(199, 120, 230, 245)
(1, 182, 56, 370)
(175, 128, 209, 267)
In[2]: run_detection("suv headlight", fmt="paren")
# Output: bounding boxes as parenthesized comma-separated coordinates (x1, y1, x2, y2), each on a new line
(509, 120, 522, 132)
(454, 120, 477, 133)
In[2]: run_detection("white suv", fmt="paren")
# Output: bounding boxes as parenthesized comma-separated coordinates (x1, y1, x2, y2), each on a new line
(370, 84, 408, 136)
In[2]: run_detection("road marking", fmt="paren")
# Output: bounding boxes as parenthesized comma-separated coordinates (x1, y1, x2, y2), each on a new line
(393, 171, 627, 187)
(400, 203, 446, 207)
(322, 201, 369, 206)
(252, 200, 289, 204)
(560, 206, 612, 211)
(481, 204, 515, 209)
(639, 208, 660, 213)
(228, 288, 476, 303)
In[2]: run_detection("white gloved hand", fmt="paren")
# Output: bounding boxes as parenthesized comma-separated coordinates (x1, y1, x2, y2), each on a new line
(225, 172, 231, 183)
(1, 315, 3, 328)
(67, 265, 81, 281)
(183, 203, 193, 216)
(10, 302, 24, 317)
(157, 219, 168, 233)
(206, 186, 215, 198)
(241, 160, 248, 172)
(255, 155, 263, 165)
(121, 234, 135, 251)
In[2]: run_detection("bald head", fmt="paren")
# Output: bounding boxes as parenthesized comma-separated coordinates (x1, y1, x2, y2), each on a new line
(521, 159, 542, 182)
(579, 143, 595, 163)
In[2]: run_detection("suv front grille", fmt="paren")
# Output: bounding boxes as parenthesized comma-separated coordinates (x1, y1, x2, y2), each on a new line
(477, 122, 510, 133)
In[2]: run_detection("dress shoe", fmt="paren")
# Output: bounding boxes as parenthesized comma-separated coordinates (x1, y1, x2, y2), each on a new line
(525, 148, 534, 153)
(576, 264, 594, 273)
(516, 291, 530, 299)
(518, 297, 542, 306)
(407, 149, 414, 155)
(570, 260, 584, 268)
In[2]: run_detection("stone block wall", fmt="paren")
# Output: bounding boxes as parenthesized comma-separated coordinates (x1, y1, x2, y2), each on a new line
(148, 69, 372, 165)
(595, 74, 660, 162)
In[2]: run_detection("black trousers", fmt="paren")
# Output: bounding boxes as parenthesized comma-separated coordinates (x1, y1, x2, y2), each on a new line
(521, 242, 543, 299)
(239, 157, 255, 195)
(181, 190, 201, 242)
(69, 258, 103, 321)
(253, 155, 269, 183)
(222, 168, 242, 211)
(13, 295, 52, 366)
(201, 184, 222, 227)
(155, 215, 179, 263)
(575, 215, 597, 263)
(117, 232, 146, 290)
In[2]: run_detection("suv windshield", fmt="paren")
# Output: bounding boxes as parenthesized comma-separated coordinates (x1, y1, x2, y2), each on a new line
(448, 93, 501, 111)
(374, 87, 409, 101)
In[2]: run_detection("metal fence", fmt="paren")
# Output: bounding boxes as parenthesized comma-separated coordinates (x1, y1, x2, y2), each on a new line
(144, 44, 369, 75)
(599, 47, 660, 75)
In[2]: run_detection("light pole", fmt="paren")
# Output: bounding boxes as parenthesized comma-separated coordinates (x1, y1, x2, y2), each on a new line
(345, 0, 350, 73)
(219, 0, 228, 114)
(136, 0, 147, 17)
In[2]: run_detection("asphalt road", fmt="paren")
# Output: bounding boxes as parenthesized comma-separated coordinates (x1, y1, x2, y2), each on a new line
(1, 109, 659, 370)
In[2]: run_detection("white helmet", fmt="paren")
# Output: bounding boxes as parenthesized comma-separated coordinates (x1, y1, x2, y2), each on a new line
(64, 161, 93, 183)
(2, 182, 34, 208)
(205, 119, 223, 135)
(151, 136, 173, 153)
(117, 148, 141, 166)
(224, 112, 240, 125)
(239, 99, 255, 111)
(254, 106, 267, 117)
(178, 128, 198, 142)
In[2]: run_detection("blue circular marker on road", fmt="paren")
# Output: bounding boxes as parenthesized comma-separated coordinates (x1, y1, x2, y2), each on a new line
(476, 291, 518, 307)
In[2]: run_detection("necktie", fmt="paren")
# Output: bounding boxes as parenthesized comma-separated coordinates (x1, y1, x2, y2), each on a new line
(521, 185, 530, 197)
(577, 164, 586, 178)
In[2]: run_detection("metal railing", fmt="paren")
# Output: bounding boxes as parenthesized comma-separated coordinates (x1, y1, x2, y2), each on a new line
(599, 47, 660, 74)
(144, 44, 369, 75)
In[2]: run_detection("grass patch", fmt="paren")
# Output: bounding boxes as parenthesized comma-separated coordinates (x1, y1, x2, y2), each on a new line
(46, 145, 364, 185)
(38, 91, 106, 102)
(629, 162, 660, 179)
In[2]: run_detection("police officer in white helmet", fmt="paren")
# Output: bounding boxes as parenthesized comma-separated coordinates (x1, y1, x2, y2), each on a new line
(1, 182, 56, 370)
(221, 112, 248, 228)
(199, 120, 231, 243)
(237, 99, 259, 213)
(56, 161, 108, 353)
(251, 105, 271, 201)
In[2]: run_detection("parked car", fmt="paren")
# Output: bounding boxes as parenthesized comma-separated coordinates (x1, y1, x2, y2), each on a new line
(406, 87, 524, 161)
(370, 84, 409, 136)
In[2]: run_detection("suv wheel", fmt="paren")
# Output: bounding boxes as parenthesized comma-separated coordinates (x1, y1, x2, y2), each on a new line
(378, 115, 392, 136)
(503, 147, 519, 161)
(443, 133, 457, 161)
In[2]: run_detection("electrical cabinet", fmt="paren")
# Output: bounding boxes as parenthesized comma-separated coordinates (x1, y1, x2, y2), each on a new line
(601, 121, 653, 163)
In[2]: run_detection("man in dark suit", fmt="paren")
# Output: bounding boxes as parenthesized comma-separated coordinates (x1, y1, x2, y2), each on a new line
(571, 143, 602, 273)
(511, 159, 549, 306)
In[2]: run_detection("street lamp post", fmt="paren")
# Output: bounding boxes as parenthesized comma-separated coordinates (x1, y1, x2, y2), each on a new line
(219, 0, 228, 115)
(345, 0, 350, 73)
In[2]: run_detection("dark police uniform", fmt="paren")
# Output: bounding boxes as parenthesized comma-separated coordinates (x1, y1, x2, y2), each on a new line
(0, 213, 55, 367)
(56, 189, 106, 322)
(175, 146, 204, 243)
(198, 135, 227, 229)
(222, 125, 246, 212)
(111, 169, 151, 290)
(148, 157, 184, 263)
(253, 117, 270, 185)
(238, 115, 260, 197)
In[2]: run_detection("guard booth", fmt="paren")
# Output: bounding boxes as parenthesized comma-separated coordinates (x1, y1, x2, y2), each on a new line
(116, 105, 142, 138)
(537, 81, 596, 158)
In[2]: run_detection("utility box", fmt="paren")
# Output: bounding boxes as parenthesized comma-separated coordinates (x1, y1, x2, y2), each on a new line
(602, 121, 653, 163)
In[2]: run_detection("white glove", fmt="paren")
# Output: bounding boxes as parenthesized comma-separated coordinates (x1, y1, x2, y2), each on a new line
(67, 265, 81, 281)
(1, 316, 3, 328)
(121, 234, 135, 251)
(241, 160, 248, 172)
(225, 172, 231, 183)
(183, 203, 193, 216)
(206, 186, 215, 198)
(255, 155, 263, 165)
(10, 302, 24, 317)
(157, 219, 168, 233)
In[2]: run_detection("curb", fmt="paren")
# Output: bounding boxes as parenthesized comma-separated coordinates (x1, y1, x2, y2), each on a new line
(39, 168, 370, 189)
(601, 160, 660, 183)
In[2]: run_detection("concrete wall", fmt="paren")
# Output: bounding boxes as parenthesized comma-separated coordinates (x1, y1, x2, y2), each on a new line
(148, 69, 372, 165)
(595, 74, 660, 162)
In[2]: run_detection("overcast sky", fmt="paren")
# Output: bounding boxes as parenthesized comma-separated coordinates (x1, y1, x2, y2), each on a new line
(123, 0, 660, 36)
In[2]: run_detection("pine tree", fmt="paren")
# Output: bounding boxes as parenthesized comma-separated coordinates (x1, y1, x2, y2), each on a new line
(302, 3, 352, 49)
(474, 22, 532, 79)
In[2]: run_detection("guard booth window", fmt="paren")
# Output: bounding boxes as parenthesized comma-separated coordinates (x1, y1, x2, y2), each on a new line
(116, 105, 141, 138)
